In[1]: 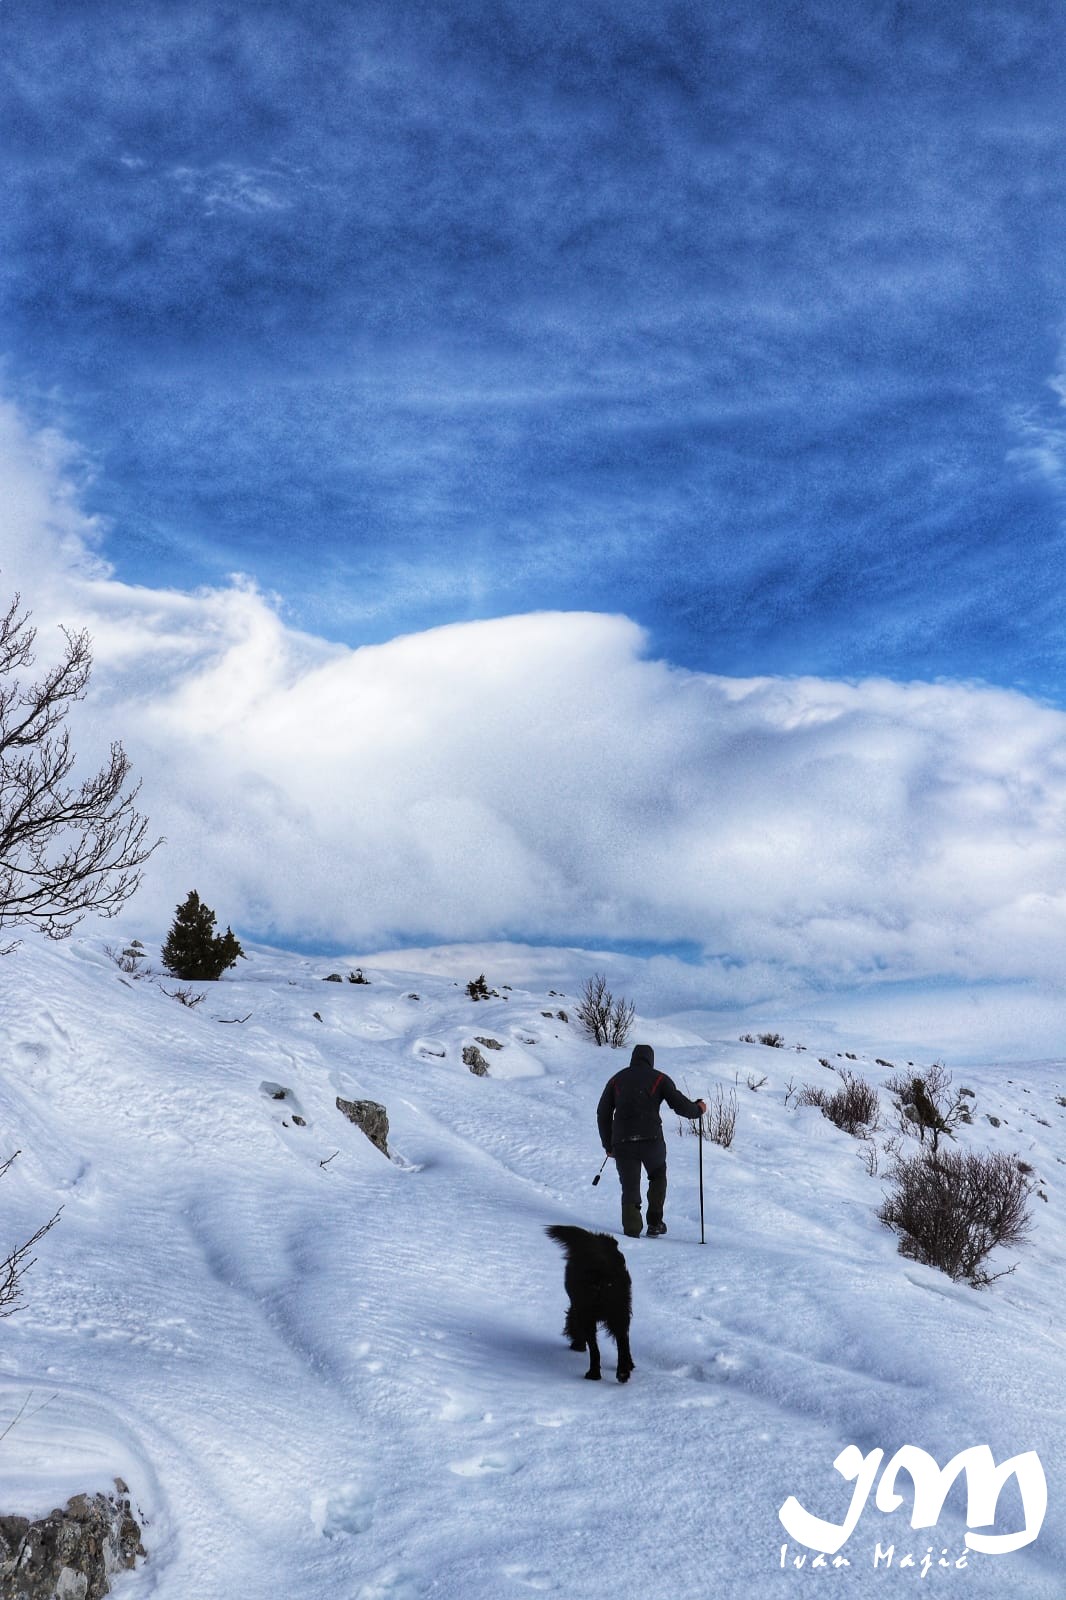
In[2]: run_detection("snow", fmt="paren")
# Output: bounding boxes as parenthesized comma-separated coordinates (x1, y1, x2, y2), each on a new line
(0, 934, 1063, 1596)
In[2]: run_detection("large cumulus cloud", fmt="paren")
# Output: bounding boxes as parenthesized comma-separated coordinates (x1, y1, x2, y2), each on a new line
(3, 397, 1066, 990)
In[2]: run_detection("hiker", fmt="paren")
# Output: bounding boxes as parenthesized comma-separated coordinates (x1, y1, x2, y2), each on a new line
(597, 1044, 706, 1238)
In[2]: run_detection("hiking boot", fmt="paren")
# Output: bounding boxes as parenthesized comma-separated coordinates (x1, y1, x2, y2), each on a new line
(646, 1219, 667, 1237)
(622, 1203, 643, 1238)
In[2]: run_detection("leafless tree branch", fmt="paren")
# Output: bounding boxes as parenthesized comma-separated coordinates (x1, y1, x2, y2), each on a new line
(0, 592, 162, 950)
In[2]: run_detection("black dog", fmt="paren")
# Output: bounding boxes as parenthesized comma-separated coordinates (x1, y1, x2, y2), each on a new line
(546, 1225, 634, 1383)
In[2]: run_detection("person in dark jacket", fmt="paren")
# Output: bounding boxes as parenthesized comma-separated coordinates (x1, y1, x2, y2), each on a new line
(597, 1044, 706, 1238)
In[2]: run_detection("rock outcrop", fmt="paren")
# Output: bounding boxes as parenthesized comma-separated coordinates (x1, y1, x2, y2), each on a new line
(336, 1098, 389, 1155)
(462, 1045, 490, 1077)
(0, 1484, 145, 1600)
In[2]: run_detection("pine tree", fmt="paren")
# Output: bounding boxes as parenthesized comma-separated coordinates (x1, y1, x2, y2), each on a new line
(161, 890, 244, 981)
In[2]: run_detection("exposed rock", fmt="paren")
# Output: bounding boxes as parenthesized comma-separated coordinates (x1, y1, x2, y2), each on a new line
(462, 1045, 490, 1076)
(323, 973, 344, 983)
(556, 1011, 569, 1023)
(0, 1485, 145, 1600)
(336, 1098, 389, 1155)
(473, 1036, 503, 1051)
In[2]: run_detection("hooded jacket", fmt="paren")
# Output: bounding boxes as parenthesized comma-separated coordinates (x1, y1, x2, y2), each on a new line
(597, 1044, 703, 1151)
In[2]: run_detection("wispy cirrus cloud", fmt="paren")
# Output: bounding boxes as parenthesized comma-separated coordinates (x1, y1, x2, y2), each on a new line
(2, 1, 1066, 693)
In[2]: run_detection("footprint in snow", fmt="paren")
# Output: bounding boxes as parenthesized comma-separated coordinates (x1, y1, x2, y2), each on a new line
(503, 1565, 555, 1590)
(448, 1451, 520, 1477)
(437, 1391, 493, 1424)
(532, 1411, 571, 1428)
(311, 1483, 374, 1538)
(356, 1567, 424, 1600)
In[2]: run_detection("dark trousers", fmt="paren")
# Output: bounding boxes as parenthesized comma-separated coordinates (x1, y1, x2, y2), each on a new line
(614, 1136, 668, 1223)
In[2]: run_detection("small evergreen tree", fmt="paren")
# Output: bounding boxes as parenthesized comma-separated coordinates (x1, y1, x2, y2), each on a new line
(161, 890, 244, 981)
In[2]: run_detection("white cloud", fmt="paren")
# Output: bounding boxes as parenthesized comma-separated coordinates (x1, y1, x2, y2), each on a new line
(3, 396, 1066, 998)
(1008, 369, 1066, 484)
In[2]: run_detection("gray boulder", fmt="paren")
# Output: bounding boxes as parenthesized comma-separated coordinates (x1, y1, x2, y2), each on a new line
(463, 1045, 490, 1077)
(336, 1098, 389, 1155)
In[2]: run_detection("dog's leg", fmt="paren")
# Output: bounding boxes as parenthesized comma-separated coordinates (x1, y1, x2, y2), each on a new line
(584, 1321, 602, 1380)
(564, 1302, 586, 1352)
(614, 1325, 634, 1384)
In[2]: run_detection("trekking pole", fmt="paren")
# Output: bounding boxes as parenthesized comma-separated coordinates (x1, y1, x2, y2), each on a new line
(698, 1113, 706, 1244)
(591, 1153, 610, 1187)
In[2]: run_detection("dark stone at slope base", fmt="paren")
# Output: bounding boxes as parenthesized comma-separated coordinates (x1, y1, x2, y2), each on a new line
(0, 1486, 145, 1600)
(336, 1098, 389, 1155)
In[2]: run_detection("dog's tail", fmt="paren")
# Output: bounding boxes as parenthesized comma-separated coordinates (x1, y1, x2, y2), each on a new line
(545, 1224, 589, 1255)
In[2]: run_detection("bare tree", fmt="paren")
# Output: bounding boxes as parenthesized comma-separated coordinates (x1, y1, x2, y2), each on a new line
(0, 593, 160, 950)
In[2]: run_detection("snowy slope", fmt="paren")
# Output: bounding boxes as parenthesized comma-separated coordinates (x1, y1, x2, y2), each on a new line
(0, 936, 1063, 1598)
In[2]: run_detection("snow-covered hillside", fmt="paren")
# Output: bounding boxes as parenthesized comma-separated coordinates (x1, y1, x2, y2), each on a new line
(1, 937, 1063, 1597)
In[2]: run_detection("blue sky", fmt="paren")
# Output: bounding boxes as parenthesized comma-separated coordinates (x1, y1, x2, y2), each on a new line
(4, 0, 1066, 692)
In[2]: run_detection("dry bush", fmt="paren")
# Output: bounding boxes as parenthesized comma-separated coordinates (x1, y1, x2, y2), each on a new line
(758, 1032, 784, 1048)
(886, 1061, 969, 1152)
(577, 973, 635, 1048)
(878, 1148, 1032, 1287)
(162, 985, 205, 1009)
(105, 939, 152, 979)
(1, 1153, 61, 1316)
(689, 1085, 737, 1148)
(799, 1070, 880, 1138)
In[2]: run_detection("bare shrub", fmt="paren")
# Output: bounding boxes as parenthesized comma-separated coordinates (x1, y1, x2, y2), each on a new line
(105, 939, 152, 979)
(162, 985, 205, 1008)
(689, 1085, 737, 1148)
(747, 1073, 768, 1091)
(577, 973, 635, 1048)
(758, 1032, 784, 1048)
(878, 1149, 1032, 1287)
(799, 1070, 879, 1138)
(466, 974, 490, 1000)
(887, 1061, 968, 1153)
(1, 1152, 61, 1316)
